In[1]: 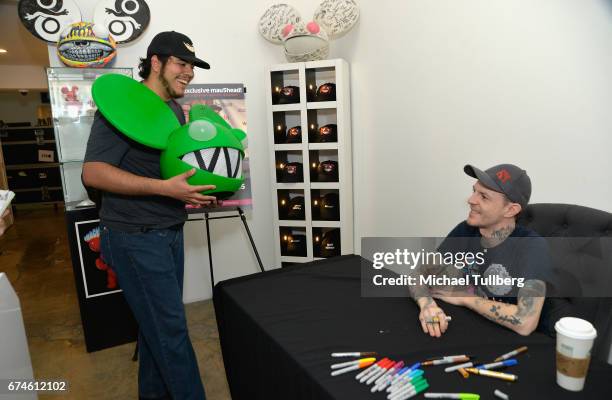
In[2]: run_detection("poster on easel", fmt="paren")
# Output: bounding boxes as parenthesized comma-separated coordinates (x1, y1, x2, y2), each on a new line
(178, 84, 253, 212)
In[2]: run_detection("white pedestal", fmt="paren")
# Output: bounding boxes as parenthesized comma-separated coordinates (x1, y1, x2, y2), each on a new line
(0, 273, 36, 400)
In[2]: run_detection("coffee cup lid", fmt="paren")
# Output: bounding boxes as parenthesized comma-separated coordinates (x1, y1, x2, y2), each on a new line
(555, 317, 597, 340)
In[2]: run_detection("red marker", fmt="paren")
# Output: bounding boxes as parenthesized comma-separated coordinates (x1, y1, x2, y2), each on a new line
(355, 358, 389, 380)
(360, 359, 394, 383)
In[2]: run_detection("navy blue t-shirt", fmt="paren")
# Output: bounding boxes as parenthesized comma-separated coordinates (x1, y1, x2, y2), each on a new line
(438, 221, 554, 304)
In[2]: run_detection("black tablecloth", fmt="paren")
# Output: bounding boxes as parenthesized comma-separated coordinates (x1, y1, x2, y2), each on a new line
(213, 255, 611, 400)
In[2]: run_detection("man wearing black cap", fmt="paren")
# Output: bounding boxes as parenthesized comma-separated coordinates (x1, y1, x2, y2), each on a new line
(411, 164, 553, 338)
(83, 31, 212, 399)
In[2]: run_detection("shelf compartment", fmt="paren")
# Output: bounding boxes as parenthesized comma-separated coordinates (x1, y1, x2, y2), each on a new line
(312, 227, 341, 258)
(279, 227, 307, 258)
(277, 189, 305, 221)
(307, 108, 337, 144)
(271, 69, 301, 106)
(311, 189, 340, 221)
(309, 149, 339, 183)
(305, 66, 336, 103)
(273, 110, 302, 144)
(275, 150, 304, 184)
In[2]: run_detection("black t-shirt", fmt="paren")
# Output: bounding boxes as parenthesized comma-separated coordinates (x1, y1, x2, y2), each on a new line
(84, 99, 187, 232)
(438, 221, 554, 305)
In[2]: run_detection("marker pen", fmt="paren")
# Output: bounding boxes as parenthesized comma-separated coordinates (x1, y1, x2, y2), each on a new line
(372, 361, 405, 392)
(355, 358, 388, 380)
(388, 378, 428, 400)
(330, 358, 376, 376)
(422, 356, 470, 366)
(444, 362, 473, 373)
(331, 357, 376, 370)
(331, 351, 377, 358)
(425, 354, 470, 361)
(465, 368, 518, 382)
(389, 363, 421, 386)
(366, 360, 400, 385)
(493, 346, 527, 362)
(379, 364, 419, 392)
(424, 393, 480, 400)
(457, 368, 469, 379)
(388, 377, 426, 399)
(360, 359, 394, 383)
(388, 370, 425, 393)
(476, 359, 517, 370)
(374, 366, 408, 393)
(494, 389, 509, 400)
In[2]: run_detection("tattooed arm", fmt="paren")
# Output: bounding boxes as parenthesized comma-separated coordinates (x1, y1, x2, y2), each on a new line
(462, 279, 546, 336)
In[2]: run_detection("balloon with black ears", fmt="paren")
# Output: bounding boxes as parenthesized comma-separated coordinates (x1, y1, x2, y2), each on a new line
(18, 0, 150, 68)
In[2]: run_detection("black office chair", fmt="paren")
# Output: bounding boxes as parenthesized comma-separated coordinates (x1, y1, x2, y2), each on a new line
(518, 203, 612, 364)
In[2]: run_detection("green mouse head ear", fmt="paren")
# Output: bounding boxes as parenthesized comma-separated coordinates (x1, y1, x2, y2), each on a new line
(92, 74, 180, 149)
(231, 128, 247, 143)
(188, 104, 231, 129)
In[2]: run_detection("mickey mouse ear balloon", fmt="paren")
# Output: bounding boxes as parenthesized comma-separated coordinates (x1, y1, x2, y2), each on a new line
(258, 0, 359, 62)
(258, 4, 302, 44)
(314, 0, 359, 39)
(18, 0, 150, 68)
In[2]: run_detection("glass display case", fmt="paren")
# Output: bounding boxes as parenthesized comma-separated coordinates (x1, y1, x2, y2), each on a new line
(46, 67, 132, 210)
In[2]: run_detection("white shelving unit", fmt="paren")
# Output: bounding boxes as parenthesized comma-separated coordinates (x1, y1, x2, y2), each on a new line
(266, 59, 353, 267)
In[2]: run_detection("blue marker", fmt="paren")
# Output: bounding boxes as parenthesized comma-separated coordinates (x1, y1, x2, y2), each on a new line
(476, 359, 518, 370)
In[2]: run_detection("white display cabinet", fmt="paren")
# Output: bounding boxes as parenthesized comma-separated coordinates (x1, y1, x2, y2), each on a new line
(266, 59, 353, 267)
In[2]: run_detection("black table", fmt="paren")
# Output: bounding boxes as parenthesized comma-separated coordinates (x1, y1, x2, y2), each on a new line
(213, 255, 611, 399)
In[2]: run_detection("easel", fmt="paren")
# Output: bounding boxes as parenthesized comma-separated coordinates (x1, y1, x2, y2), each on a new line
(190, 206, 266, 291)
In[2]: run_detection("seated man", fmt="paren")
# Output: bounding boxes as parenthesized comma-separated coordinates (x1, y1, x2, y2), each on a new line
(411, 164, 553, 337)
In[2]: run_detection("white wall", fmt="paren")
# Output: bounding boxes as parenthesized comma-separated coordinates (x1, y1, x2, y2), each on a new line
(56, 0, 612, 284)
(0, 90, 46, 125)
(0, 66, 48, 90)
(330, 0, 612, 247)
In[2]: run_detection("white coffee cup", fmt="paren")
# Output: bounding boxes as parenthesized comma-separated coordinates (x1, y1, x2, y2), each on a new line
(554, 317, 597, 391)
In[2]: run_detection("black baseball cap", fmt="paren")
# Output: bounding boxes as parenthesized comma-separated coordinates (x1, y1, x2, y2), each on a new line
(464, 163, 531, 208)
(277, 86, 300, 104)
(316, 82, 336, 101)
(286, 126, 302, 143)
(147, 31, 210, 69)
(320, 192, 339, 220)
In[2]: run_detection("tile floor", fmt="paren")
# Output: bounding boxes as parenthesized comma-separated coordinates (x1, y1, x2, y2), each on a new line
(0, 207, 231, 400)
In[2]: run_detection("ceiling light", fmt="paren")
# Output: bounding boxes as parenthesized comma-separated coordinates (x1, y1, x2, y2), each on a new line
(0, 49, 7, 54)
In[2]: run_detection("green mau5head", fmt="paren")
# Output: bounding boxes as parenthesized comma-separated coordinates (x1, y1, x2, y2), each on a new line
(91, 74, 246, 198)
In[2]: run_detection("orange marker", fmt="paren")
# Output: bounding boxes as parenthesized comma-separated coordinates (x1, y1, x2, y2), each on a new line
(457, 368, 469, 378)
(331, 357, 377, 370)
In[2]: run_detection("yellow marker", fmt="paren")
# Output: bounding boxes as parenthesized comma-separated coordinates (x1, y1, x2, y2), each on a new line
(465, 368, 518, 382)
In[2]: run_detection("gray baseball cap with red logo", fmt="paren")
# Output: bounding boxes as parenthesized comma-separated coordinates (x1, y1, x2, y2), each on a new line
(464, 163, 531, 208)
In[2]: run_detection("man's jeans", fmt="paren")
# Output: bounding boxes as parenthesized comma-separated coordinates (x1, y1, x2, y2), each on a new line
(100, 224, 206, 400)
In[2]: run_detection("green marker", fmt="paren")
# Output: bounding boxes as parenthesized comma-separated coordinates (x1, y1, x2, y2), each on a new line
(424, 393, 480, 400)
(389, 379, 429, 400)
